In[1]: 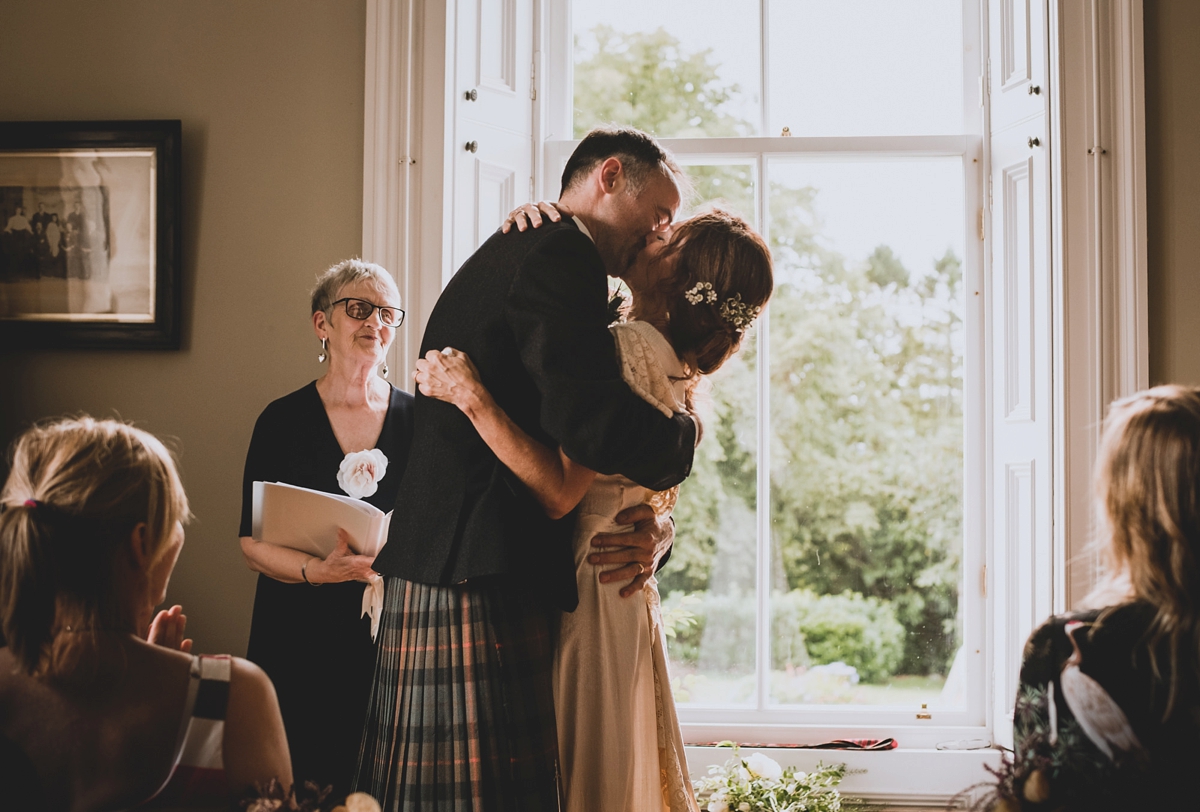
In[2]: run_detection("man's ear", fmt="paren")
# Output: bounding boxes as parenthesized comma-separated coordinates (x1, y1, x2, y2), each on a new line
(128, 522, 152, 570)
(597, 157, 626, 195)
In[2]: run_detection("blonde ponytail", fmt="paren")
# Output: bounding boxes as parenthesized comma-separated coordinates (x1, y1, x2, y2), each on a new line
(0, 417, 190, 678)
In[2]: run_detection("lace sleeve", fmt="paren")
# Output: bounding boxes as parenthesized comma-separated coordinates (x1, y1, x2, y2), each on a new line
(610, 321, 687, 418)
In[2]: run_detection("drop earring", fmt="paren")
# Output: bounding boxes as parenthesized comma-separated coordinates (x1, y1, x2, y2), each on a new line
(381, 360, 390, 379)
(318, 338, 327, 363)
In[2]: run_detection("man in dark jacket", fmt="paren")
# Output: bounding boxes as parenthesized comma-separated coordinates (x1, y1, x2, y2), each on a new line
(357, 128, 695, 810)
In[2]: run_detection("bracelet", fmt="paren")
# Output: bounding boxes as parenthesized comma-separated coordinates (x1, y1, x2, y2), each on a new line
(301, 558, 320, 586)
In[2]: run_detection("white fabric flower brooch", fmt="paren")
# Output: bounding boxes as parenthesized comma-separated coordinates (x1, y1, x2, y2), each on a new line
(337, 448, 389, 499)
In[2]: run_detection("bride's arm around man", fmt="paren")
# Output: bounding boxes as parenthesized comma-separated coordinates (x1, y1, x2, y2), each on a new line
(355, 126, 696, 811)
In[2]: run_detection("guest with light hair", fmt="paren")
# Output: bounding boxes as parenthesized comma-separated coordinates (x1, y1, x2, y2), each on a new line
(979, 385, 1200, 810)
(0, 416, 291, 809)
(237, 258, 414, 796)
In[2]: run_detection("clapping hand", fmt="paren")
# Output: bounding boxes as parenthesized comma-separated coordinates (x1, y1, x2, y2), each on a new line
(148, 604, 193, 653)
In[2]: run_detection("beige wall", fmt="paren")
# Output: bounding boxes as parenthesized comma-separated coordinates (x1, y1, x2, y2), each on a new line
(0, 0, 367, 656)
(1145, 0, 1200, 385)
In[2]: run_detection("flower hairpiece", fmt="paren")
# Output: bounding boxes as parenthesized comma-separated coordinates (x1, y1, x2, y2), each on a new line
(684, 281, 717, 305)
(718, 293, 761, 332)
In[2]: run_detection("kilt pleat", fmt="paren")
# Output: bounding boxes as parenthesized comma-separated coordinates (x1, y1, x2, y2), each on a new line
(355, 577, 561, 811)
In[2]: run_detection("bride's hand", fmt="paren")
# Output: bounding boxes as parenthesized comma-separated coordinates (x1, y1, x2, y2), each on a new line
(502, 201, 574, 233)
(414, 348, 485, 412)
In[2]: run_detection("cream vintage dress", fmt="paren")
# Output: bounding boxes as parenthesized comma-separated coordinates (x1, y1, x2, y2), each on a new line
(553, 320, 699, 812)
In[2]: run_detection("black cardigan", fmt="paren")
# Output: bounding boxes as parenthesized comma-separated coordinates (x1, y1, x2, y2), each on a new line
(373, 219, 695, 610)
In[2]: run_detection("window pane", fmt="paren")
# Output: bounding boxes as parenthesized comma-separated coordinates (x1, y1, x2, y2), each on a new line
(683, 161, 757, 225)
(572, 0, 762, 137)
(767, 0, 964, 136)
(766, 158, 965, 707)
(660, 161, 759, 706)
(662, 328, 759, 707)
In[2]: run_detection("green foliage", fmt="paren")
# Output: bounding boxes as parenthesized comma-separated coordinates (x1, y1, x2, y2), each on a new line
(773, 591, 905, 684)
(573, 25, 753, 139)
(663, 589, 905, 684)
(693, 747, 859, 812)
(577, 25, 965, 678)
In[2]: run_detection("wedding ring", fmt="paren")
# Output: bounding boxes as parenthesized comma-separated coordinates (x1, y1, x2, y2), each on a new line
(441, 347, 453, 356)
(636, 563, 646, 575)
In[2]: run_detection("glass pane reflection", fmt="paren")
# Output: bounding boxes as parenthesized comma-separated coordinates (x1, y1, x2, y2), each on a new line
(766, 157, 966, 707)
(572, 0, 762, 138)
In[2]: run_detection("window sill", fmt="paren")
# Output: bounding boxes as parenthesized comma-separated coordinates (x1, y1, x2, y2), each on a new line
(684, 745, 1002, 808)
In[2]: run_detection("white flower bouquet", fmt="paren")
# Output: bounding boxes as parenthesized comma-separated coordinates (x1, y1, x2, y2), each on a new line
(693, 744, 861, 812)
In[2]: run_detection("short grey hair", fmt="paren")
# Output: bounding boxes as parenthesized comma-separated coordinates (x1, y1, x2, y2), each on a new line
(311, 258, 399, 315)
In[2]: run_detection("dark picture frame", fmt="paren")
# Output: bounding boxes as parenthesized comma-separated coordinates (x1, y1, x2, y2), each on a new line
(0, 120, 182, 349)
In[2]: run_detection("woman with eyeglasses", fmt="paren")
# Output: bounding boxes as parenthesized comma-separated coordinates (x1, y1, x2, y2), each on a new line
(237, 258, 414, 797)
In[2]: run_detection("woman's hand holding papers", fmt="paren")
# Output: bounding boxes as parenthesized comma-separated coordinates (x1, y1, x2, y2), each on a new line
(305, 528, 377, 585)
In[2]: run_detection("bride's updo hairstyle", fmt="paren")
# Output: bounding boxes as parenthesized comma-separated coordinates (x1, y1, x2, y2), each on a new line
(1090, 385, 1200, 717)
(662, 209, 774, 379)
(0, 417, 189, 679)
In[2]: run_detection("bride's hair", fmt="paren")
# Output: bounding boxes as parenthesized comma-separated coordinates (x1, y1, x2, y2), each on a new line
(661, 209, 773, 389)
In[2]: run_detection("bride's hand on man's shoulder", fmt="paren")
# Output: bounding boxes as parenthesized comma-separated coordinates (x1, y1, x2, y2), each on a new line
(414, 348, 483, 410)
(502, 201, 573, 233)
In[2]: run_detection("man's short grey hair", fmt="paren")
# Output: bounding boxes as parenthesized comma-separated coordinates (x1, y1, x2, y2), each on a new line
(311, 258, 399, 315)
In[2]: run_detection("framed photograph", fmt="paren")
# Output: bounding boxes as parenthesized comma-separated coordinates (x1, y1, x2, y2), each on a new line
(0, 120, 181, 349)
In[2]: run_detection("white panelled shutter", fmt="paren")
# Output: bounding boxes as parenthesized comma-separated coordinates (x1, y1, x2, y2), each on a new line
(987, 0, 1056, 747)
(451, 0, 536, 280)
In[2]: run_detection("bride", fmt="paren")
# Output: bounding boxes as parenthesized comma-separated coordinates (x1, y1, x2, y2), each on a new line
(414, 207, 773, 811)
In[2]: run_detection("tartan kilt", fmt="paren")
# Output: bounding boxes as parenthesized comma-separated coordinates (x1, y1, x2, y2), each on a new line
(354, 576, 561, 812)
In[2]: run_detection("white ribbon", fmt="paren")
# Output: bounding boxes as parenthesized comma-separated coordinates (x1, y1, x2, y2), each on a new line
(362, 573, 385, 642)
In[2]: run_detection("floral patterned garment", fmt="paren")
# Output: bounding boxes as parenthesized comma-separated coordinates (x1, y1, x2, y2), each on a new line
(976, 603, 1200, 811)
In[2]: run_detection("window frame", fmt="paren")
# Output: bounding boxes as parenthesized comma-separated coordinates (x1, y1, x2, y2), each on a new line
(360, 0, 1151, 801)
(543, 0, 988, 749)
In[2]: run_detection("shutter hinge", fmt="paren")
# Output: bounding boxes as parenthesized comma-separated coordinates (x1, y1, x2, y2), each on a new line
(530, 56, 538, 101)
(978, 208, 986, 241)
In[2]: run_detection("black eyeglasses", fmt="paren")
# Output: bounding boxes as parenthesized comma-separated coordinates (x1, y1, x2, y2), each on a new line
(331, 297, 405, 328)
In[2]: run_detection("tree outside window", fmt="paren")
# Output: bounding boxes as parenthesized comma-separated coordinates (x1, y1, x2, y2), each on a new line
(574, 25, 965, 708)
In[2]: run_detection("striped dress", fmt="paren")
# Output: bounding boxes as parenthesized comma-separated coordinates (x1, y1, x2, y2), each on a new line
(145, 654, 231, 805)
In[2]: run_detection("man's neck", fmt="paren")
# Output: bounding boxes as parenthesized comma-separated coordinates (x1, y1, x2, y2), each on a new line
(557, 194, 615, 272)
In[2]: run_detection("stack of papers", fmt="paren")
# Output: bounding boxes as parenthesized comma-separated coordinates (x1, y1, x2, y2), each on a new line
(251, 481, 392, 558)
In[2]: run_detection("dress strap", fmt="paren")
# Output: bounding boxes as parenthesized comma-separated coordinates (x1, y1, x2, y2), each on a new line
(144, 655, 233, 806)
(169, 656, 203, 773)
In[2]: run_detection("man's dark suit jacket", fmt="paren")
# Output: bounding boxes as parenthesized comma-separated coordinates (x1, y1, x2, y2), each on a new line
(373, 219, 696, 611)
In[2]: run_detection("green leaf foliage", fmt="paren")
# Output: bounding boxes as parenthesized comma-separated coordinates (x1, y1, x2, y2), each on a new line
(576, 25, 964, 678)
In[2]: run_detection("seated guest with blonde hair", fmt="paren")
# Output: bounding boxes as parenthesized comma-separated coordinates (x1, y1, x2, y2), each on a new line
(985, 385, 1200, 810)
(0, 416, 291, 810)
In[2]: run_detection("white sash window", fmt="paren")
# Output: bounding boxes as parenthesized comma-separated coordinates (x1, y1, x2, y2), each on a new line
(363, 0, 1148, 802)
